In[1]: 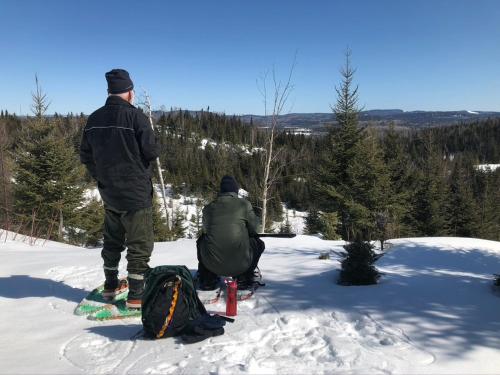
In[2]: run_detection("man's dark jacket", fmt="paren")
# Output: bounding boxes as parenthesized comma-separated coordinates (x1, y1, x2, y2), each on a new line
(199, 192, 261, 276)
(80, 96, 159, 211)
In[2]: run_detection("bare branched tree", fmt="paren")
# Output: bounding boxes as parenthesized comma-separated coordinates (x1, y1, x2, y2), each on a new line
(257, 57, 297, 231)
(138, 88, 172, 230)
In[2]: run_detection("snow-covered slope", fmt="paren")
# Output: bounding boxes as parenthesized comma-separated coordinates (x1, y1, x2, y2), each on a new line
(1, 234, 500, 374)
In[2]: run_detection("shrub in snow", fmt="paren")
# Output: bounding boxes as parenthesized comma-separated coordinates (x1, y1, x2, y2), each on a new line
(338, 240, 381, 286)
(494, 274, 500, 287)
(305, 210, 341, 240)
(318, 251, 330, 260)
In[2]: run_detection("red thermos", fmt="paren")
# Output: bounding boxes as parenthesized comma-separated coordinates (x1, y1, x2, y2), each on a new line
(226, 278, 237, 316)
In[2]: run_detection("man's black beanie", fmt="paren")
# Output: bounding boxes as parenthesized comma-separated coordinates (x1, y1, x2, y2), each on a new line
(220, 175, 239, 194)
(105, 69, 134, 94)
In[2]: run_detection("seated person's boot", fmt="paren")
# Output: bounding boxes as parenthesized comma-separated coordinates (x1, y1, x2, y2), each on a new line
(196, 270, 219, 291)
(237, 267, 262, 290)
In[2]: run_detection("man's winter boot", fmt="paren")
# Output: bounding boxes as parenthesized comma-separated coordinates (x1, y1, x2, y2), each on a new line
(102, 269, 128, 301)
(126, 275, 144, 309)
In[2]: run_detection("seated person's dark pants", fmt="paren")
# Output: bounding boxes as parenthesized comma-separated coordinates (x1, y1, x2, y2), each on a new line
(197, 236, 265, 285)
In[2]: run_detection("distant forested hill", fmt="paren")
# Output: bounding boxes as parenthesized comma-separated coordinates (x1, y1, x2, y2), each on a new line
(1, 109, 499, 243)
(235, 109, 500, 133)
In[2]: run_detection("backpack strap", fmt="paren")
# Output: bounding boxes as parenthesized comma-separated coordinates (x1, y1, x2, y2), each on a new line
(156, 276, 181, 339)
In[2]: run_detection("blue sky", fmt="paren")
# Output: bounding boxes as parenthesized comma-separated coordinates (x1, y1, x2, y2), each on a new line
(1, 0, 499, 115)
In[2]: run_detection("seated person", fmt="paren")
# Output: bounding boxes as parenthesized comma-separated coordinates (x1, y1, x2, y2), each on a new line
(197, 175, 265, 290)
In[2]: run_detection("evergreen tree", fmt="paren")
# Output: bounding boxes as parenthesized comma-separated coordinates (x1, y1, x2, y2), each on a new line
(152, 194, 170, 241)
(304, 208, 323, 235)
(407, 172, 445, 236)
(476, 170, 500, 241)
(315, 49, 389, 241)
(279, 212, 292, 234)
(444, 159, 479, 237)
(347, 131, 391, 239)
(192, 199, 204, 238)
(338, 240, 381, 285)
(13, 121, 85, 240)
(405, 136, 447, 236)
(320, 211, 341, 240)
(12, 80, 84, 241)
(269, 191, 284, 224)
(67, 197, 104, 247)
(381, 124, 414, 237)
(170, 208, 186, 240)
(0, 120, 13, 227)
(315, 48, 364, 238)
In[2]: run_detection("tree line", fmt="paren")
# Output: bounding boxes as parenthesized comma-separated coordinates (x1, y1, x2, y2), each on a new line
(0, 70, 499, 246)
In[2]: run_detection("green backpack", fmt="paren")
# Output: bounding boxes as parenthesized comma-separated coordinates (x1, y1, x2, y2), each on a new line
(141, 265, 228, 342)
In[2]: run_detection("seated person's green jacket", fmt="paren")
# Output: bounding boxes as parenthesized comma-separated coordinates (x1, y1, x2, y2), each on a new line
(199, 192, 260, 276)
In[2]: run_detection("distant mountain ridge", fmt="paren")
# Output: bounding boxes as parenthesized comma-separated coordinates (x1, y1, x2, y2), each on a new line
(239, 109, 500, 130)
(152, 109, 500, 132)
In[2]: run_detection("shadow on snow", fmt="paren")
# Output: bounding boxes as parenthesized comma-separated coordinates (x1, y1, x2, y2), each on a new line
(0, 275, 87, 303)
(260, 240, 500, 358)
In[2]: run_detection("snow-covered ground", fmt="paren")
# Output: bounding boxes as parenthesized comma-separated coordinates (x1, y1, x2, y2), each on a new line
(1, 233, 500, 374)
(198, 138, 264, 155)
(270, 205, 307, 235)
(475, 164, 500, 172)
(154, 185, 205, 239)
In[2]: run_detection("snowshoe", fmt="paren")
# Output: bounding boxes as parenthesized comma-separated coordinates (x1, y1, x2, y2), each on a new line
(74, 277, 128, 316)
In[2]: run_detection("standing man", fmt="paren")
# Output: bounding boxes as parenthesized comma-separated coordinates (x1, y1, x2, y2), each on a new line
(197, 176, 265, 290)
(80, 69, 159, 309)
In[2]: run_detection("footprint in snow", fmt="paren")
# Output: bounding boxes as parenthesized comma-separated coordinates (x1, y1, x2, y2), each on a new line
(199, 311, 435, 374)
(199, 314, 344, 374)
(61, 332, 133, 373)
(327, 311, 435, 369)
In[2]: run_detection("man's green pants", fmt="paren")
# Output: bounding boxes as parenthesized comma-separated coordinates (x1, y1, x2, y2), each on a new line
(101, 205, 154, 278)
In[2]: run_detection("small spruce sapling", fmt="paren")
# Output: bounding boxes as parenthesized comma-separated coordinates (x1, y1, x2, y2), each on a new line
(338, 240, 382, 285)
